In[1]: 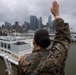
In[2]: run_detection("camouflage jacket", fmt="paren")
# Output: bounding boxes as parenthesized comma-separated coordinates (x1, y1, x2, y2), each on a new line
(17, 18, 71, 75)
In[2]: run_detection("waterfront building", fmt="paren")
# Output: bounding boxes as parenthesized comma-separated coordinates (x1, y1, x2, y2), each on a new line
(12, 21, 23, 33)
(5, 22, 11, 27)
(52, 20, 56, 32)
(48, 16, 52, 30)
(30, 15, 38, 30)
(38, 17, 42, 29)
(22, 21, 30, 32)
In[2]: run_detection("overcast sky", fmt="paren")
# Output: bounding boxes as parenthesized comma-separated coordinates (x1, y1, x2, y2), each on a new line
(0, 0, 76, 32)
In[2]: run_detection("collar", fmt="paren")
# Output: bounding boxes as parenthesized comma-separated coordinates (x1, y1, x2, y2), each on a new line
(33, 48, 47, 53)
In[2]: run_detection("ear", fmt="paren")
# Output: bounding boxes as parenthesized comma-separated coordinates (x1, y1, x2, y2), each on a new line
(33, 39, 35, 45)
(33, 39, 36, 49)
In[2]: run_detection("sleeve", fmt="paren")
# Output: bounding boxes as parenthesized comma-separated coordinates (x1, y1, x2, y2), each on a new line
(17, 59, 26, 75)
(17, 56, 30, 75)
(51, 18, 71, 60)
(17, 62, 23, 75)
(54, 18, 71, 44)
(34, 18, 71, 75)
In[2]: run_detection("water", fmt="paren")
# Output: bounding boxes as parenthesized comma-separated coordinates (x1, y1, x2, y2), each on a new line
(0, 42, 76, 75)
(65, 42, 76, 75)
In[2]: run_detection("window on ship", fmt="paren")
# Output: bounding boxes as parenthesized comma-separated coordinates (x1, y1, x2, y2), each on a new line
(1, 42, 3, 47)
(8, 44, 11, 49)
(4, 43, 7, 48)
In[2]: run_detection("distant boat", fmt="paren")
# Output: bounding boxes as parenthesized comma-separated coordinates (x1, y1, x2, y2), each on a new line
(49, 33, 55, 40)
(71, 34, 76, 41)
(49, 33, 76, 41)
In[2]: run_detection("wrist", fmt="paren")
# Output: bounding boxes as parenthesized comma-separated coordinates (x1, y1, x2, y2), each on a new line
(54, 15, 60, 19)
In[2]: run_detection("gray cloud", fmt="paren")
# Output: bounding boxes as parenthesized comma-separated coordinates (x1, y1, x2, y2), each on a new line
(0, 0, 76, 31)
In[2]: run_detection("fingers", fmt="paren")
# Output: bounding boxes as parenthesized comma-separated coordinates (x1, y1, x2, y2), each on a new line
(50, 8, 53, 13)
(53, 1, 57, 8)
(18, 56, 23, 62)
(24, 60, 30, 65)
(50, 1, 59, 16)
(51, 1, 58, 11)
(53, 1, 59, 9)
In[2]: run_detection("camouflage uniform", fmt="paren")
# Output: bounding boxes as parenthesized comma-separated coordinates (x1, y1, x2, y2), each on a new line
(17, 18, 71, 75)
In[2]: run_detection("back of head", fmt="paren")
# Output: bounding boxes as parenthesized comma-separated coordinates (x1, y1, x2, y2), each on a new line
(34, 29, 51, 48)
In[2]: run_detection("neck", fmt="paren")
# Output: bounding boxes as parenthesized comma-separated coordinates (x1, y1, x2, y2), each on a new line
(33, 46, 46, 52)
(36, 46, 42, 50)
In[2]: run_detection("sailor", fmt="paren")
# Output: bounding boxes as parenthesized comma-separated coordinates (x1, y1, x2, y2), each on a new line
(17, 1, 71, 75)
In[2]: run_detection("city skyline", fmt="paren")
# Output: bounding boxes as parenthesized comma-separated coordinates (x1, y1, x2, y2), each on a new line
(1, 15, 50, 26)
(0, 0, 76, 32)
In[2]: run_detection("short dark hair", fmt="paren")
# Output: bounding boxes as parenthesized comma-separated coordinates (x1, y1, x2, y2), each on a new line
(34, 29, 51, 48)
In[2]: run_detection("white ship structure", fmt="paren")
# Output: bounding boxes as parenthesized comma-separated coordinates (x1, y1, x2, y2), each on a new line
(0, 36, 33, 65)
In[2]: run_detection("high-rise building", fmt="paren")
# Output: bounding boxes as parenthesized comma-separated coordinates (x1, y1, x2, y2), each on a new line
(15, 21, 19, 25)
(48, 15, 52, 31)
(30, 15, 38, 30)
(5, 22, 11, 26)
(4, 22, 12, 32)
(12, 21, 23, 33)
(52, 20, 56, 32)
(22, 21, 30, 32)
(38, 17, 42, 29)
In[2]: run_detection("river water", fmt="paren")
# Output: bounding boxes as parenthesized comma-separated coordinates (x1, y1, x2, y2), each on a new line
(0, 42, 76, 75)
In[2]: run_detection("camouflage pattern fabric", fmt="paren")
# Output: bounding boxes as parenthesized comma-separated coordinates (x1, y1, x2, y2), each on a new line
(17, 18, 71, 75)
(17, 49, 49, 75)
